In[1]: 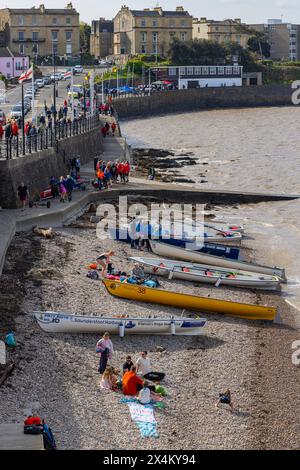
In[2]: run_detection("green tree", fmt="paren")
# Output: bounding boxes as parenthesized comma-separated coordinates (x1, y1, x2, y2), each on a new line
(80, 22, 91, 54)
(247, 35, 271, 58)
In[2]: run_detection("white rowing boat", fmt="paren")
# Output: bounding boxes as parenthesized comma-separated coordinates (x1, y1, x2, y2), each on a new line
(34, 311, 207, 336)
(148, 240, 286, 280)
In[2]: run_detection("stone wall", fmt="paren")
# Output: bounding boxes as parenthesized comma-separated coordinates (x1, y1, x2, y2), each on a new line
(0, 127, 103, 209)
(113, 84, 294, 119)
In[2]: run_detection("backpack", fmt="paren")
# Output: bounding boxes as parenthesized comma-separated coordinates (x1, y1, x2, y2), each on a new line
(86, 270, 99, 280)
(42, 423, 57, 450)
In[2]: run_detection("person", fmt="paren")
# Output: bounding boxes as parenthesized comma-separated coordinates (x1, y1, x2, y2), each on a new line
(124, 161, 130, 183)
(148, 167, 156, 181)
(132, 263, 145, 281)
(137, 380, 151, 404)
(64, 174, 75, 202)
(50, 176, 59, 198)
(105, 122, 110, 135)
(101, 125, 107, 138)
(136, 351, 165, 382)
(104, 163, 112, 188)
(58, 176, 67, 202)
(75, 157, 81, 176)
(111, 121, 116, 136)
(123, 355, 134, 374)
(99, 367, 113, 390)
(122, 365, 143, 396)
(96, 250, 114, 277)
(17, 182, 29, 210)
(111, 368, 122, 390)
(96, 332, 114, 375)
(215, 389, 234, 412)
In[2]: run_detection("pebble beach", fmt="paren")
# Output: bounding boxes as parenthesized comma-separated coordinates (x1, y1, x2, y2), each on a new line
(0, 203, 299, 450)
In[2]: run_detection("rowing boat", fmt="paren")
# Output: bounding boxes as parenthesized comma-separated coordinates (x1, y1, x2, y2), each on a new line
(130, 256, 281, 290)
(102, 279, 277, 321)
(34, 311, 206, 336)
(149, 240, 286, 280)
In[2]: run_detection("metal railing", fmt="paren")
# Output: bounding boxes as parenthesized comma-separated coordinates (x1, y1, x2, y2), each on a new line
(0, 114, 100, 160)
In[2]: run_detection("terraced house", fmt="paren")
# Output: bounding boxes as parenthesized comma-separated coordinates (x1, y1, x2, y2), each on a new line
(113, 6, 193, 59)
(0, 3, 80, 61)
(193, 18, 251, 48)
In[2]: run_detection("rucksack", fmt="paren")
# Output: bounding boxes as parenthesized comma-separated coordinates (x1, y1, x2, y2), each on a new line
(42, 423, 57, 450)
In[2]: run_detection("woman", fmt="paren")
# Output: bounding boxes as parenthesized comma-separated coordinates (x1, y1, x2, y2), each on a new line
(58, 176, 67, 202)
(96, 250, 114, 277)
(95, 332, 114, 375)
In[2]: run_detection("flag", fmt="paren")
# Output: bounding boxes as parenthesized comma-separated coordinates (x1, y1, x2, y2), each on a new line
(64, 70, 72, 79)
(18, 66, 33, 83)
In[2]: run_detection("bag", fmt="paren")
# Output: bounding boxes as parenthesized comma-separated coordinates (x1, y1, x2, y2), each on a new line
(42, 423, 57, 450)
(5, 332, 16, 347)
(87, 270, 99, 280)
(24, 424, 43, 435)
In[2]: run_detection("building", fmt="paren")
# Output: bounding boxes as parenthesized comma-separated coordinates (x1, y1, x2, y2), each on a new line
(150, 65, 243, 88)
(0, 47, 29, 79)
(0, 3, 80, 60)
(113, 6, 193, 59)
(90, 19, 113, 59)
(193, 18, 251, 48)
(250, 19, 300, 61)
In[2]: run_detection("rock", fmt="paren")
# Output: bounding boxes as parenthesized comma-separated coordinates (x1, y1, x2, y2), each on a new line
(156, 346, 166, 353)
(33, 227, 55, 239)
(173, 178, 195, 184)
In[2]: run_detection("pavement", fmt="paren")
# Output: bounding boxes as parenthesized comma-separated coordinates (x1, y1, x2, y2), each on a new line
(0, 423, 44, 450)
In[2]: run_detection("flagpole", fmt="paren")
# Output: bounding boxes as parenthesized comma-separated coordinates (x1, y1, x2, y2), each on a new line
(101, 72, 104, 105)
(31, 62, 35, 123)
(71, 69, 74, 121)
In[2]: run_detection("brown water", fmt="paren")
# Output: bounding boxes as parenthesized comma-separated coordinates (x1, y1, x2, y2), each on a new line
(122, 107, 300, 318)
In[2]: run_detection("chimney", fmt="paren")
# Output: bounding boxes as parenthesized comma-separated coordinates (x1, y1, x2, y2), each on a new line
(200, 17, 207, 23)
(234, 18, 241, 23)
(65, 3, 73, 9)
(176, 6, 184, 12)
(39, 4, 45, 13)
(153, 7, 163, 15)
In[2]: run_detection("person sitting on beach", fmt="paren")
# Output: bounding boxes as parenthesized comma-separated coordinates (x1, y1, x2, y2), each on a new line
(96, 250, 115, 277)
(122, 366, 143, 396)
(136, 351, 165, 382)
(137, 380, 151, 405)
(100, 367, 113, 390)
(132, 263, 145, 281)
(215, 389, 234, 412)
(123, 355, 134, 374)
(111, 368, 122, 390)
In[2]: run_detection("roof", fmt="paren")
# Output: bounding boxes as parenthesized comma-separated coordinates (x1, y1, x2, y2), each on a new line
(0, 47, 13, 58)
(0, 8, 78, 15)
(130, 10, 191, 18)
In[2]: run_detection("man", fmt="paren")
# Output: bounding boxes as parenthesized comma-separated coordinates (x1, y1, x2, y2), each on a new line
(132, 263, 145, 281)
(17, 182, 29, 210)
(122, 366, 143, 396)
(136, 351, 165, 382)
(64, 175, 75, 202)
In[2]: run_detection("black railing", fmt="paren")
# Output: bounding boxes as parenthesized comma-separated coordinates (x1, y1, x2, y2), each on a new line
(0, 114, 99, 160)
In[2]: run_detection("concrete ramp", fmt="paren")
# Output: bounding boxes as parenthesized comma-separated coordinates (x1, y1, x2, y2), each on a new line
(0, 423, 44, 450)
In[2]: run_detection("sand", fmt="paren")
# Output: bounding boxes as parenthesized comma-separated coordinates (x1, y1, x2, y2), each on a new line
(0, 206, 299, 450)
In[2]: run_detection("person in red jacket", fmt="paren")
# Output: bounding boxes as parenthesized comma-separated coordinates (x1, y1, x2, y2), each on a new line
(118, 161, 125, 183)
(101, 126, 107, 138)
(11, 120, 19, 136)
(122, 366, 143, 396)
(123, 160, 130, 183)
(111, 121, 116, 136)
(0, 124, 3, 140)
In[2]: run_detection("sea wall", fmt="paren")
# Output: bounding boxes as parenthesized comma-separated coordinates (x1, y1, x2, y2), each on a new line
(113, 84, 294, 119)
(0, 127, 103, 209)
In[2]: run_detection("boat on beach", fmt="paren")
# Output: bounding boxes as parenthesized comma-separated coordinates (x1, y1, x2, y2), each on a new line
(130, 256, 281, 290)
(102, 279, 277, 321)
(34, 311, 207, 336)
(149, 240, 286, 280)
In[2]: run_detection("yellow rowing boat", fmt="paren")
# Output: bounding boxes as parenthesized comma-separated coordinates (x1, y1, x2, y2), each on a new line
(102, 279, 277, 321)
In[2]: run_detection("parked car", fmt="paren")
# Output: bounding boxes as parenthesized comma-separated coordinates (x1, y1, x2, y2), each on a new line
(42, 76, 51, 85)
(35, 79, 44, 88)
(73, 65, 83, 74)
(0, 110, 6, 125)
(10, 105, 23, 118)
(50, 73, 61, 81)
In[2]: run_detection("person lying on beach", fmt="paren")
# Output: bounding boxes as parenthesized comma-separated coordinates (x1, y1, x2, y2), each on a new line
(137, 380, 151, 404)
(96, 250, 115, 277)
(136, 351, 165, 382)
(215, 389, 234, 412)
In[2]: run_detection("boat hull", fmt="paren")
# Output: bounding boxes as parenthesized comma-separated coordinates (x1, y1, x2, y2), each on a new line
(149, 240, 286, 279)
(34, 311, 206, 335)
(102, 279, 277, 321)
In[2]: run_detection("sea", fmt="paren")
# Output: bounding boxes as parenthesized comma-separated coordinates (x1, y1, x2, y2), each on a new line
(121, 106, 300, 319)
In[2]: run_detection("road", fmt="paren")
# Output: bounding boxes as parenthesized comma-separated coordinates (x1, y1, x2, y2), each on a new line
(0, 66, 110, 121)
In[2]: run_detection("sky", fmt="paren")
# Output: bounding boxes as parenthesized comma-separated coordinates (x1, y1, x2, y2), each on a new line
(2, 0, 300, 24)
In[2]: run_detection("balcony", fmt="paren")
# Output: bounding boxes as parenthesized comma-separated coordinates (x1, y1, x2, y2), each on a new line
(13, 38, 46, 43)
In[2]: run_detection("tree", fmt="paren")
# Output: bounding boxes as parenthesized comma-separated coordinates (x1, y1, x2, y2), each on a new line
(248, 35, 271, 58)
(80, 22, 91, 54)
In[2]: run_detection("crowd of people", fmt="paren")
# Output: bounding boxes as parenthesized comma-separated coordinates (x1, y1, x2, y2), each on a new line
(93, 156, 131, 190)
(95, 332, 166, 404)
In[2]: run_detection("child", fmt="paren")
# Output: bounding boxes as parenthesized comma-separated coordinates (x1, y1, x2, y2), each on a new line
(123, 355, 134, 374)
(137, 380, 151, 404)
(100, 367, 113, 390)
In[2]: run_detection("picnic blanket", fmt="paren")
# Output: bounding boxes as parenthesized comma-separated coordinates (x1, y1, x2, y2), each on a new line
(120, 397, 161, 438)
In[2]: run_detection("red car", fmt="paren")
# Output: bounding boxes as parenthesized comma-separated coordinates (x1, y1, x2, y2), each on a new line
(0, 110, 6, 126)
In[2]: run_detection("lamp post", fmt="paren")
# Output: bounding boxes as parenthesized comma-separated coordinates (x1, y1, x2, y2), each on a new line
(53, 52, 56, 124)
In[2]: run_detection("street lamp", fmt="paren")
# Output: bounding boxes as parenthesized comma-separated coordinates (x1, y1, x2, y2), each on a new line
(53, 51, 57, 124)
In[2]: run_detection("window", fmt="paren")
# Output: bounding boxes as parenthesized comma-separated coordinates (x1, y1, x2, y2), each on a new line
(116, 34, 120, 42)
(233, 66, 240, 75)
(236, 35, 241, 44)
(121, 20, 125, 29)
(180, 32, 187, 41)
(141, 32, 147, 42)
(52, 17, 57, 25)
(210, 67, 216, 75)
(52, 43, 58, 54)
(66, 43, 72, 54)
(19, 44, 25, 54)
(65, 31, 72, 42)
(194, 66, 202, 75)
(180, 67, 186, 75)
(52, 31, 58, 41)
(217, 66, 225, 75)
(32, 31, 39, 41)
(141, 20, 146, 27)
(226, 67, 232, 75)
(18, 31, 24, 41)
(6, 62, 10, 68)
(19, 16, 24, 26)
(198, 27, 200, 33)
(66, 17, 71, 25)
(169, 20, 175, 27)
(141, 45, 146, 53)
(187, 67, 193, 75)
(181, 20, 186, 26)
(168, 68, 177, 76)
(202, 66, 209, 75)
(152, 32, 158, 43)
(32, 43, 38, 54)
(153, 20, 157, 27)
(169, 31, 176, 37)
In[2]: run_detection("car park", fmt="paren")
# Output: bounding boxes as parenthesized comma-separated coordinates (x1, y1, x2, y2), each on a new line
(0, 110, 6, 125)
